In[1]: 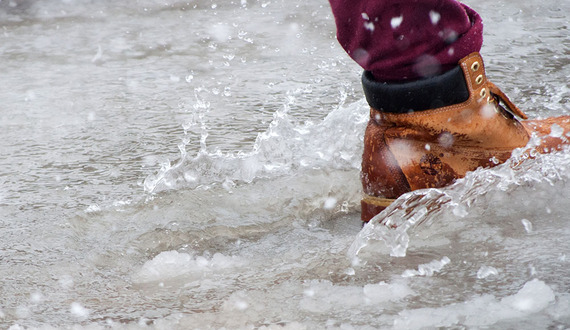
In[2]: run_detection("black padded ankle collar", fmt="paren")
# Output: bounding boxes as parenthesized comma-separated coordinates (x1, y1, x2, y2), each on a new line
(362, 66, 469, 113)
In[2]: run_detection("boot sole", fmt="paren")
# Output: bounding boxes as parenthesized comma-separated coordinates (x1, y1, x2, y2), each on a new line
(361, 195, 395, 222)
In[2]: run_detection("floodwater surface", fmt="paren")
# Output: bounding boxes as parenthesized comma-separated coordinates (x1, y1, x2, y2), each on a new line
(0, 0, 569, 328)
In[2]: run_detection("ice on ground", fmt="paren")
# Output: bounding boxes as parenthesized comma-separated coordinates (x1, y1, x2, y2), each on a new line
(394, 279, 556, 329)
(132, 250, 245, 283)
(501, 279, 555, 312)
(300, 279, 414, 313)
(362, 281, 415, 304)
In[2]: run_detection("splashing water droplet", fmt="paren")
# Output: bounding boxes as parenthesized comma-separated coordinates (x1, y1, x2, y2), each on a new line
(452, 204, 468, 217)
(402, 257, 450, 277)
(521, 218, 533, 233)
(323, 197, 337, 210)
(391, 15, 403, 29)
(438, 131, 454, 148)
(480, 104, 496, 119)
(364, 22, 375, 31)
(340, 201, 349, 212)
(70, 302, 89, 318)
(477, 265, 499, 279)
(352, 48, 370, 67)
(550, 123, 564, 138)
(429, 10, 441, 25)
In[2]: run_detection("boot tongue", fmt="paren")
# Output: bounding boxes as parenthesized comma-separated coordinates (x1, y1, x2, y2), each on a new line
(361, 66, 469, 114)
(487, 82, 528, 120)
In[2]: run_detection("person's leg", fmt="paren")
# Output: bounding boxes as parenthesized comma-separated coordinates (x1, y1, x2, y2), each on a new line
(329, 0, 482, 81)
(329, 0, 570, 222)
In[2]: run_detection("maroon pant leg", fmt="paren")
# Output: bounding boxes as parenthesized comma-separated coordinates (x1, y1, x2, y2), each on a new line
(329, 0, 483, 81)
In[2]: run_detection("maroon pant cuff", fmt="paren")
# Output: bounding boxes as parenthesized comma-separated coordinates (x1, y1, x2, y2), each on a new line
(330, 0, 483, 81)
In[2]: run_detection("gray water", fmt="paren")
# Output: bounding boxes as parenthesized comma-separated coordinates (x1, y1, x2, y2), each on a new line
(1, 0, 569, 329)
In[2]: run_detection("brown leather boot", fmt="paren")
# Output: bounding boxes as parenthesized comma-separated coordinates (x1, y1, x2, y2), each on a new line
(361, 52, 570, 222)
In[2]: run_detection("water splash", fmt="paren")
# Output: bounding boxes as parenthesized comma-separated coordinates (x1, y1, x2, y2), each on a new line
(144, 99, 369, 194)
(349, 138, 570, 260)
(401, 256, 451, 277)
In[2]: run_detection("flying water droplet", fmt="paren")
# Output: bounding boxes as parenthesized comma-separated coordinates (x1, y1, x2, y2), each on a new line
(477, 265, 499, 279)
(429, 10, 441, 25)
(391, 15, 403, 29)
(521, 218, 533, 233)
(438, 131, 454, 148)
(549, 124, 564, 138)
(364, 22, 375, 31)
(323, 197, 337, 210)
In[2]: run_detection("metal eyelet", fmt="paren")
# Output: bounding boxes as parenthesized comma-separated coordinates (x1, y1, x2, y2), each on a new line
(475, 75, 484, 85)
(471, 61, 480, 72)
(487, 96, 493, 103)
(480, 88, 487, 97)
